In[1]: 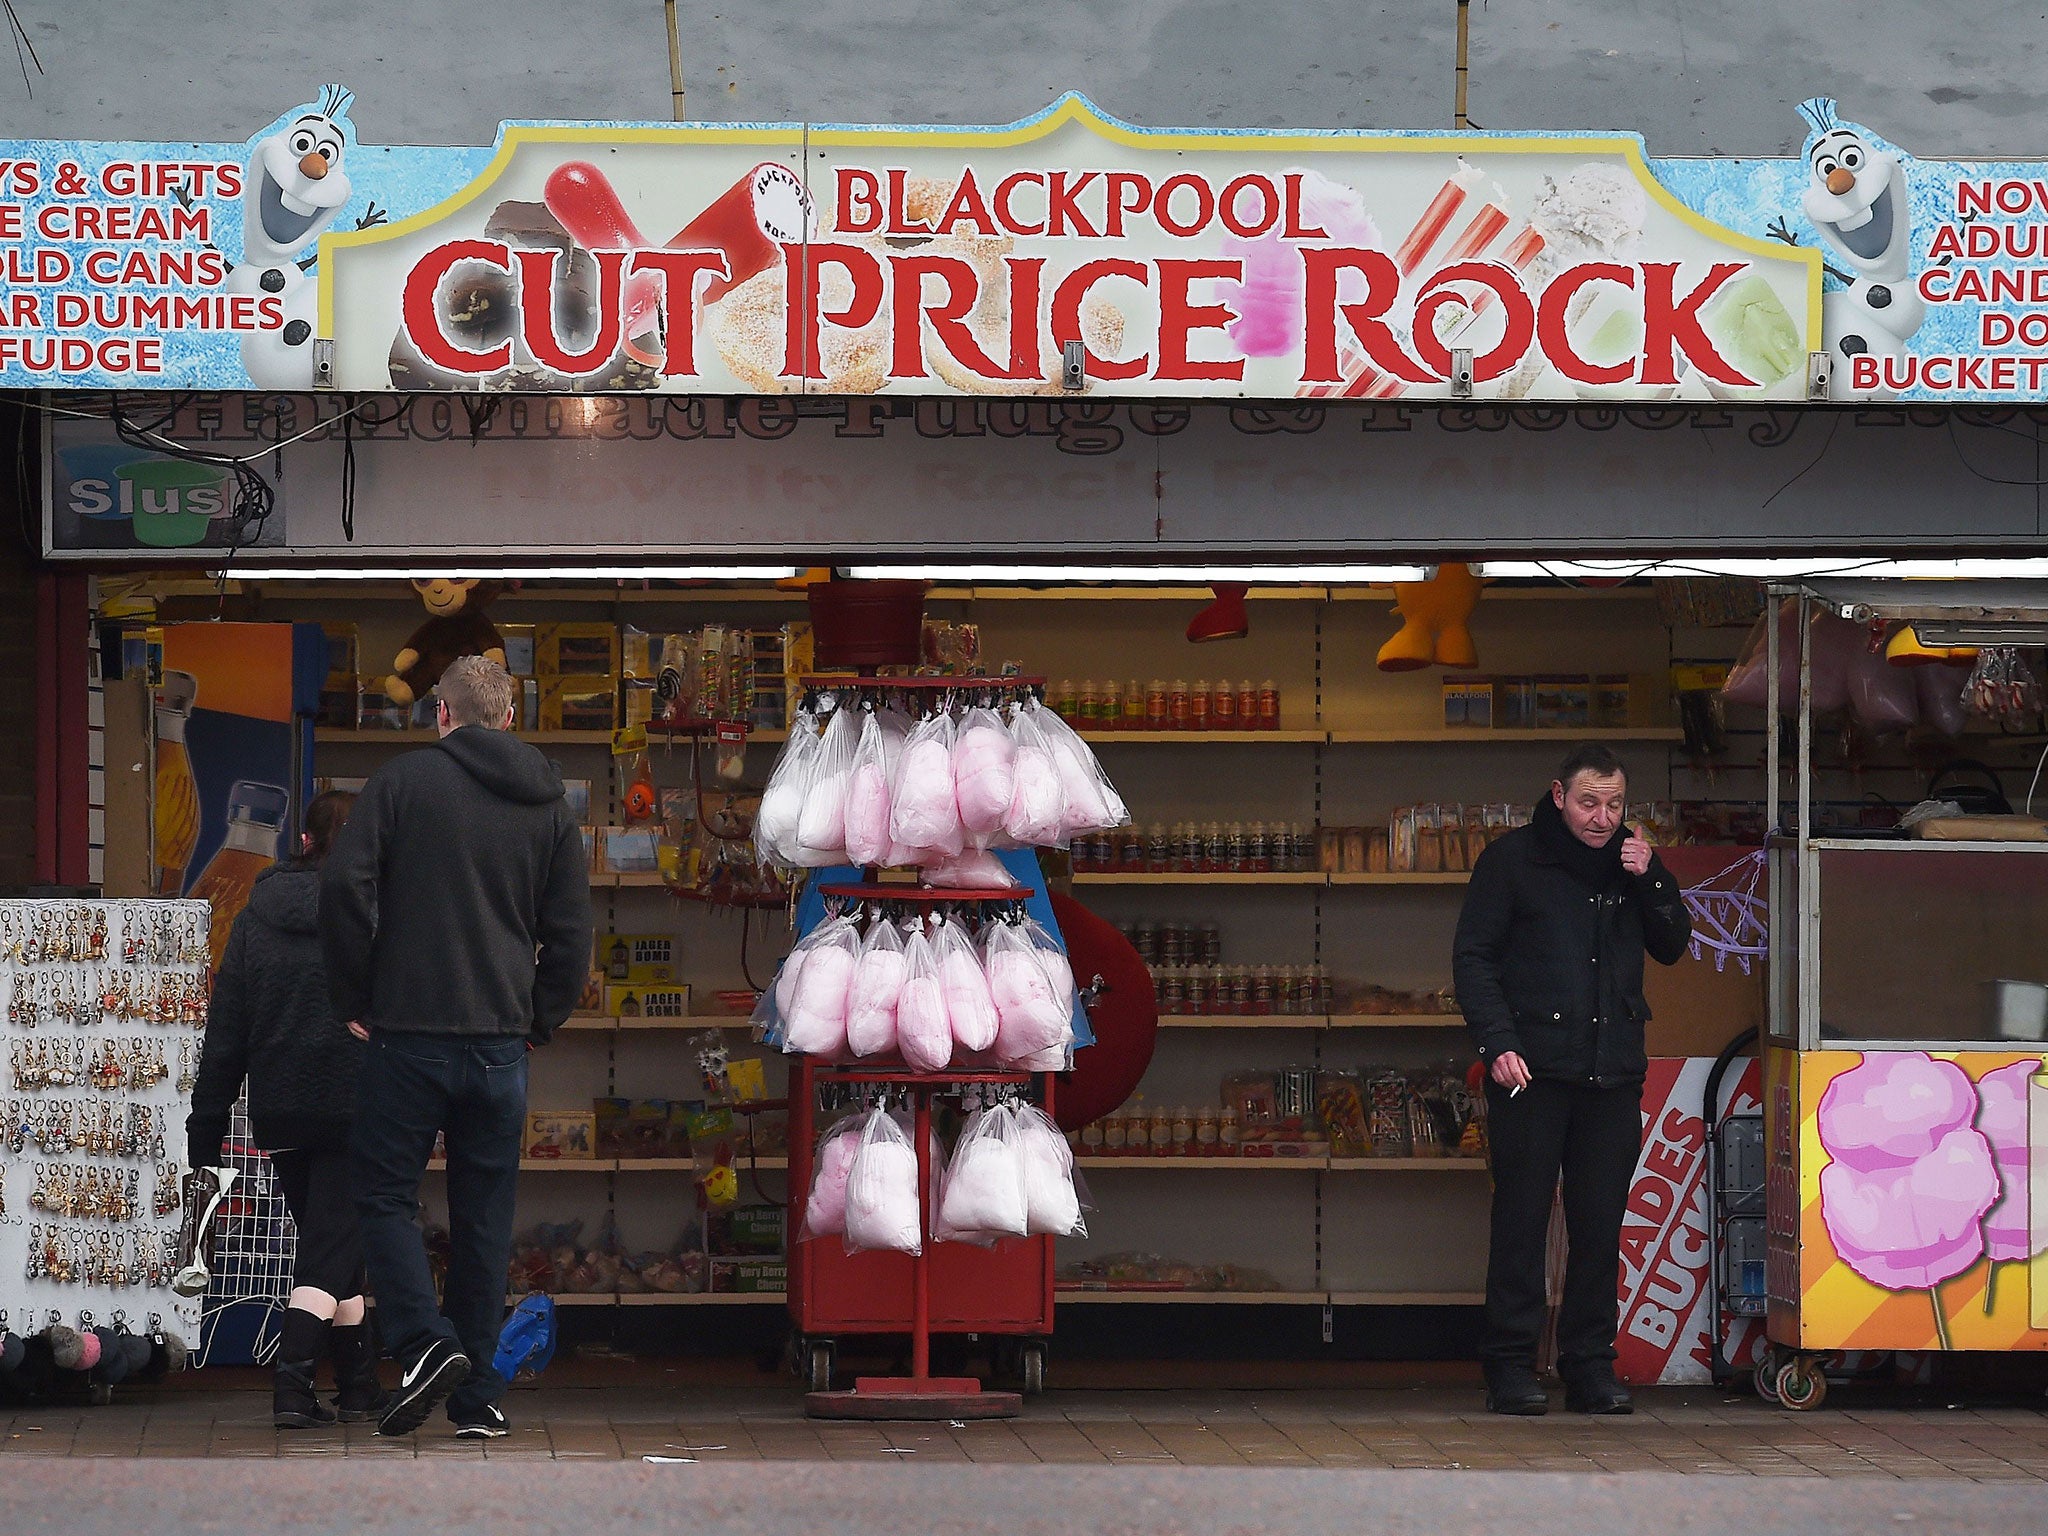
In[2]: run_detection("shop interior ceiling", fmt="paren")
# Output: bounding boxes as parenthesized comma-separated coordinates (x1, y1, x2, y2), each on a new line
(39, 395, 2048, 567)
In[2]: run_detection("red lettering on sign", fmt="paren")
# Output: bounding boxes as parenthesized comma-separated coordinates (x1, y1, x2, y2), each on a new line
(1154, 258, 1244, 382)
(1301, 247, 1428, 384)
(403, 239, 513, 374)
(1641, 261, 1753, 387)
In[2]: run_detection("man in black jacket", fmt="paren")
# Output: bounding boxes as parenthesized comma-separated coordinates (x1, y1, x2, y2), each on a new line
(322, 656, 592, 1438)
(1453, 744, 1691, 1418)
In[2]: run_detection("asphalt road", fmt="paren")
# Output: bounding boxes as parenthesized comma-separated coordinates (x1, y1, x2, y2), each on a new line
(3, 1461, 2031, 1536)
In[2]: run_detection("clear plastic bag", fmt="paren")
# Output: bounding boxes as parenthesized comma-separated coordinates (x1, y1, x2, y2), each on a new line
(952, 705, 1017, 843)
(985, 916, 1076, 1066)
(889, 711, 964, 859)
(1032, 701, 1131, 838)
(796, 701, 861, 857)
(932, 914, 999, 1054)
(1013, 1102, 1089, 1237)
(842, 709, 896, 867)
(896, 922, 953, 1073)
(843, 1108, 924, 1256)
(797, 1114, 864, 1241)
(846, 917, 908, 1059)
(777, 913, 861, 1057)
(1003, 705, 1066, 847)
(755, 707, 820, 864)
(920, 848, 1023, 890)
(937, 1103, 1028, 1239)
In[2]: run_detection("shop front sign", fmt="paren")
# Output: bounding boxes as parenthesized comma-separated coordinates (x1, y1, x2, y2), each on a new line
(5, 89, 2048, 403)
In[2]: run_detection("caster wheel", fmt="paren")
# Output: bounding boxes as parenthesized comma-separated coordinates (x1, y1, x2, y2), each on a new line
(1776, 1356, 1828, 1411)
(805, 1340, 835, 1395)
(1752, 1346, 1785, 1405)
(1020, 1341, 1046, 1398)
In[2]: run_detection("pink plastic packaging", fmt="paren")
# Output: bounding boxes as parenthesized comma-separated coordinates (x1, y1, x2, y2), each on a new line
(890, 713, 965, 858)
(932, 916, 999, 1054)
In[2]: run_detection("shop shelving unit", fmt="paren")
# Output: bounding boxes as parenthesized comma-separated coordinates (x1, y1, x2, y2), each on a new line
(271, 576, 1678, 1325)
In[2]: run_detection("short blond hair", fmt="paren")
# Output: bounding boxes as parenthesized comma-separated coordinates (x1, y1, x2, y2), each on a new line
(437, 655, 517, 728)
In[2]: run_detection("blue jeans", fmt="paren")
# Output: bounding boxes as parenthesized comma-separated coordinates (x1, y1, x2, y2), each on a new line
(351, 1031, 527, 1415)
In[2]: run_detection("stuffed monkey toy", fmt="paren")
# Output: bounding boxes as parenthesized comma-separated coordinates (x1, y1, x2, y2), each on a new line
(385, 579, 508, 707)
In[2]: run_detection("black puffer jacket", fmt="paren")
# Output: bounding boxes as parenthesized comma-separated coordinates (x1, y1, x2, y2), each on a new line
(187, 862, 363, 1165)
(1452, 797, 1693, 1086)
(320, 726, 593, 1043)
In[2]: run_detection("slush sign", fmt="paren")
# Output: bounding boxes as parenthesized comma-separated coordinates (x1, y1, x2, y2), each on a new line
(48, 422, 283, 553)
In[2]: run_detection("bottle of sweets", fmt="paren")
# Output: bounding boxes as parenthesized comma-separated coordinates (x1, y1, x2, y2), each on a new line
(1236, 679, 1259, 730)
(1168, 679, 1191, 729)
(1259, 678, 1282, 730)
(1122, 679, 1146, 732)
(1190, 681, 1212, 731)
(1212, 679, 1238, 729)
(1145, 679, 1170, 729)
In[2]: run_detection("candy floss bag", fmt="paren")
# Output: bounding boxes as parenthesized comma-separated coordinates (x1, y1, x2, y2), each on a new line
(797, 1113, 865, 1242)
(795, 700, 862, 859)
(937, 1102, 1029, 1239)
(754, 706, 820, 865)
(843, 1107, 924, 1256)
(1003, 704, 1066, 847)
(984, 915, 1077, 1067)
(846, 915, 908, 1059)
(889, 709, 965, 860)
(931, 912, 1000, 1055)
(1031, 700, 1130, 838)
(776, 912, 862, 1058)
(1013, 1101, 1090, 1237)
(952, 704, 1017, 845)
(842, 707, 896, 867)
(896, 920, 954, 1074)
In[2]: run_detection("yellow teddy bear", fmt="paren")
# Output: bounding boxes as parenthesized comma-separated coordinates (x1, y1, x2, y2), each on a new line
(1377, 563, 1484, 672)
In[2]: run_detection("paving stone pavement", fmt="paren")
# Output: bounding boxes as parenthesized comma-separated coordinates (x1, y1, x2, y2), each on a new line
(6, 1380, 2048, 1480)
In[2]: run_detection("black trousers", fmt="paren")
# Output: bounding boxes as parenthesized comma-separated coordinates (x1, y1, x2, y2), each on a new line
(351, 1030, 527, 1417)
(267, 1146, 367, 1300)
(1481, 1076, 1643, 1378)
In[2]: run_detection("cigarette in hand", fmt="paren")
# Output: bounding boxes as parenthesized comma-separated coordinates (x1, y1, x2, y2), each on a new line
(1509, 1082, 1525, 1098)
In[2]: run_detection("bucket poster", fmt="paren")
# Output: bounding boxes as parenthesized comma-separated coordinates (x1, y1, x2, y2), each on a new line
(49, 417, 284, 551)
(3, 90, 2048, 399)
(1614, 1057, 1766, 1386)
(1793, 1050, 2048, 1352)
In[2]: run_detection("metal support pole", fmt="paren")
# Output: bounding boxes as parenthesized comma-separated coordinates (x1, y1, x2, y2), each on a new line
(911, 1085, 932, 1382)
(1454, 0, 1472, 129)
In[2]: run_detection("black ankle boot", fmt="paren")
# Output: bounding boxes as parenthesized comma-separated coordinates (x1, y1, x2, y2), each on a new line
(273, 1307, 337, 1429)
(1483, 1362, 1550, 1416)
(1563, 1363, 1633, 1415)
(274, 1358, 339, 1428)
(329, 1321, 390, 1422)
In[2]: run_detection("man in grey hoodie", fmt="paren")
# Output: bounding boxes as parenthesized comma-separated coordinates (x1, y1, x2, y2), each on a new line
(321, 656, 592, 1438)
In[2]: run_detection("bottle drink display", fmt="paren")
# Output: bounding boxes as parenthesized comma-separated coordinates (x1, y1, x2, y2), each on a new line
(187, 780, 291, 971)
(152, 671, 201, 896)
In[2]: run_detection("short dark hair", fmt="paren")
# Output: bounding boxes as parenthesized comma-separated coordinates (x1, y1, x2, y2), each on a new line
(302, 789, 356, 861)
(1556, 743, 1627, 789)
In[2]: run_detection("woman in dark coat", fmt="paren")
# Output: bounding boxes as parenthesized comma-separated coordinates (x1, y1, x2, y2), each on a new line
(187, 790, 387, 1429)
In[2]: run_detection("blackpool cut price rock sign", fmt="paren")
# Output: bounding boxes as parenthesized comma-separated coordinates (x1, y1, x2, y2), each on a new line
(11, 89, 2048, 401)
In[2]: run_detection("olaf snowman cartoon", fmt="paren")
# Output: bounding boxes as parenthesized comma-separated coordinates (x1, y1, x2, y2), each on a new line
(220, 86, 381, 388)
(1768, 98, 1923, 396)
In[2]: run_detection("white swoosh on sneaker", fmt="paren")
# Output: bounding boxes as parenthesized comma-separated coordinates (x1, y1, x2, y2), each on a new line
(401, 1354, 440, 1390)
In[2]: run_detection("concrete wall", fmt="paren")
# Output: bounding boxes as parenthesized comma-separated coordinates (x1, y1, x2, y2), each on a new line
(3, 1, 2042, 158)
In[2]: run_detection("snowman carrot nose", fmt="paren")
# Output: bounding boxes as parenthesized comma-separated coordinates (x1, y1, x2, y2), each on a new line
(299, 151, 331, 180)
(1826, 167, 1855, 196)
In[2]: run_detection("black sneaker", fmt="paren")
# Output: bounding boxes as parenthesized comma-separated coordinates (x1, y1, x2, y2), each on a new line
(375, 1339, 470, 1437)
(452, 1402, 508, 1439)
